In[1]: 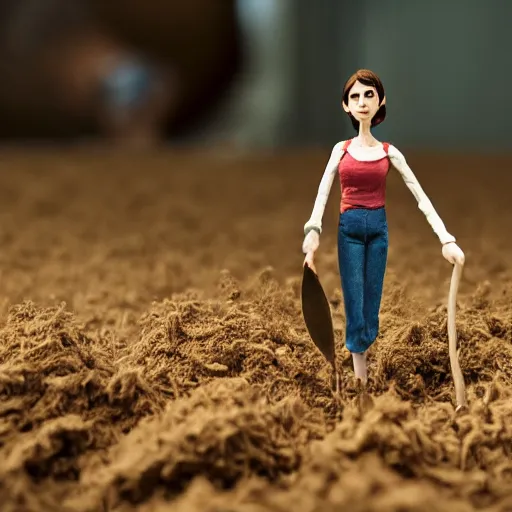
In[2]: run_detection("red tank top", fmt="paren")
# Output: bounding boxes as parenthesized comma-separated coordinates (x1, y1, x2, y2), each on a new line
(338, 138, 390, 213)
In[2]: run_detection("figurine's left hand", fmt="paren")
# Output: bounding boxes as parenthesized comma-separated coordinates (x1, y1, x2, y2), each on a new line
(442, 242, 465, 265)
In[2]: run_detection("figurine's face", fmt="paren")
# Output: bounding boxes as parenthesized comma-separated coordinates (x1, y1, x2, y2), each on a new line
(343, 80, 381, 123)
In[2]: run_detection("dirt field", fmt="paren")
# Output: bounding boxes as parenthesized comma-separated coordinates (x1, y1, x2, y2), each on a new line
(0, 146, 511, 511)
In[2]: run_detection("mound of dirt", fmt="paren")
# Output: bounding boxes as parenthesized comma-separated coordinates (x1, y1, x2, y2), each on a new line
(73, 377, 325, 510)
(372, 293, 512, 401)
(127, 268, 339, 412)
(0, 300, 165, 510)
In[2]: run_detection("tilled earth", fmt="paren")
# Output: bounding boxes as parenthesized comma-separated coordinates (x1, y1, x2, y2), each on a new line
(0, 146, 511, 511)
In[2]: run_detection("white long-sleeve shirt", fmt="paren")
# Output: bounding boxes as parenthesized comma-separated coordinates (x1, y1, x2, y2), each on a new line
(303, 141, 456, 245)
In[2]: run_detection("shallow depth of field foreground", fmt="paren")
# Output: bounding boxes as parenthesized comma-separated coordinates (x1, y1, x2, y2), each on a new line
(0, 147, 511, 511)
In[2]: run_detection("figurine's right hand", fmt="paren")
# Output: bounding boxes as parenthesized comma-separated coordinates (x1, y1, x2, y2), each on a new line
(302, 230, 319, 272)
(302, 229, 320, 254)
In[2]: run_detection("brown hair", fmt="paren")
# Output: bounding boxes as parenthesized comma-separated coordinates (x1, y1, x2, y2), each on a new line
(342, 69, 386, 131)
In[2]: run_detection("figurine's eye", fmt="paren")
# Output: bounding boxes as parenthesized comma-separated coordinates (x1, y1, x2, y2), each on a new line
(349, 93, 359, 101)
(365, 90, 374, 97)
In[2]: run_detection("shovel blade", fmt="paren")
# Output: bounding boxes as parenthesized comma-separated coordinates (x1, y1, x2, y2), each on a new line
(301, 263, 336, 364)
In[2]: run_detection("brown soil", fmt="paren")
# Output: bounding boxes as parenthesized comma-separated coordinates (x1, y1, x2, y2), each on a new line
(0, 146, 511, 511)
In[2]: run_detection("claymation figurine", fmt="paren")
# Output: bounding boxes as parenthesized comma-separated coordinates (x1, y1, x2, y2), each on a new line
(302, 69, 465, 385)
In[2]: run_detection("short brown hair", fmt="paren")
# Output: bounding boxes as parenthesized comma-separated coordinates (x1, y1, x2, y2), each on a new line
(342, 69, 386, 131)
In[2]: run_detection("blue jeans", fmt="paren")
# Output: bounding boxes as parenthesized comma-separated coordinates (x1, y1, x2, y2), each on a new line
(337, 207, 388, 353)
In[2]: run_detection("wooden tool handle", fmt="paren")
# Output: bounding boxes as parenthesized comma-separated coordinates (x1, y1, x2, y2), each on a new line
(448, 261, 467, 410)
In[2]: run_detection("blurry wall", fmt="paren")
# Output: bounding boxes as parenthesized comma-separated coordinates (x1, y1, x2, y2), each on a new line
(0, 0, 509, 153)
(283, 0, 512, 152)
(353, 0, 511, 152)
(195, 0, 297, 148)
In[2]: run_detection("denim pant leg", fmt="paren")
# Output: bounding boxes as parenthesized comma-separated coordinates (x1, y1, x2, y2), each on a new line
(337, 211, 366, 353)
(338, 208, 388, 353)
(363, 209, 388, 348)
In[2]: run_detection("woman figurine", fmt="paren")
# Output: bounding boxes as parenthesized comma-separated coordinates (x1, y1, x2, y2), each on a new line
(302, 69, 465, 385)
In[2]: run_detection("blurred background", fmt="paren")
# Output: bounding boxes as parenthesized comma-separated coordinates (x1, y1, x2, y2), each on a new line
(0, 0, 509, 152)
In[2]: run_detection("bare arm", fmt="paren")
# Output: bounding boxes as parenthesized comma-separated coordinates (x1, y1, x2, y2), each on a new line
(388, 144, 455, 245)
(303, 141, 344, 235)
